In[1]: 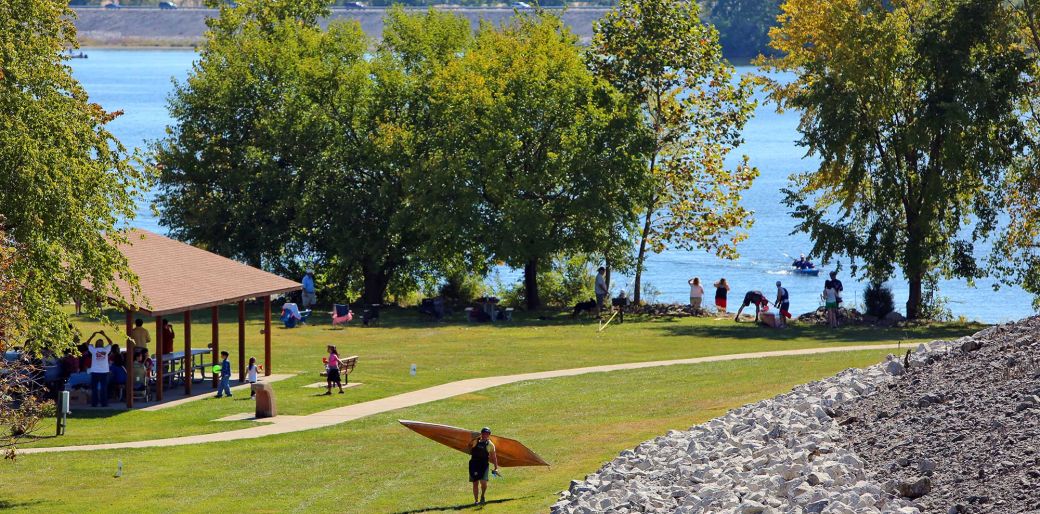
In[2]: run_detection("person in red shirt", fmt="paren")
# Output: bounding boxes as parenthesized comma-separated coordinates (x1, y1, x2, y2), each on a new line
(161, 320, 175, 355)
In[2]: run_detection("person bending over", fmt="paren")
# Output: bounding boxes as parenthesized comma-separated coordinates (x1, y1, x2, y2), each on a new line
(734, 290, 768, 323)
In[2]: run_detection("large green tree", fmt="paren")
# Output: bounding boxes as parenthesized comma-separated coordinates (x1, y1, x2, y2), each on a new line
(708, 0, 782, 59)
(1, 0, 146, 351)
(761, 0, 1028, 318)
(425, 12, 649, 310)
(154, 0, 331, 270)
(589, 0, 759, 304)
(298, 7, 475, 303)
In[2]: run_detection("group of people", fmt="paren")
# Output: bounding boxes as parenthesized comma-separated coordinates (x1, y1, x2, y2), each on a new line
(685, 270, 845, 328)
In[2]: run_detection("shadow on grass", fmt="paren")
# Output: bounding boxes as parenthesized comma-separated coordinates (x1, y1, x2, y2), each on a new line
(391, 497, 526, 513)
(657, 321, 983, 344)
(0, 498, 45, 510)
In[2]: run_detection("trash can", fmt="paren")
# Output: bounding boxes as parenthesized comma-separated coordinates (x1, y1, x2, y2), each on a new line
(253, 382, 276, 419)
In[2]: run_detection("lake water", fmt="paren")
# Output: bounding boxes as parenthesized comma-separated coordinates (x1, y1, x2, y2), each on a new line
(71, 48, 1036, 323)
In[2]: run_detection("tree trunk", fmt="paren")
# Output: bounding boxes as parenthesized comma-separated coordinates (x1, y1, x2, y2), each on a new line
(633, 208, 653, 304)
(604, 255, 611, 292)
(361, 264, 390, 305)
(524, 258, 541, 311)
(904, 211, 926, 320)
(906, 272, 923, 320)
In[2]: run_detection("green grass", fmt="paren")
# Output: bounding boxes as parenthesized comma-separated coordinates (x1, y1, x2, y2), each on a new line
(24, 306, 978, 448)
(2, 350, 896, 513)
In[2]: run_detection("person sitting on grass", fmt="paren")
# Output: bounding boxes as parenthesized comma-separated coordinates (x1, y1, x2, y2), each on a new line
(281, 301, 311, 326)
(469, 427, 500, 505)
(734, 290, 769, 323)
(325, 345, 344, 395)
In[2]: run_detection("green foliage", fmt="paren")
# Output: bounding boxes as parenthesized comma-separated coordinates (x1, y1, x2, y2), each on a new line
(707, 0, 782, 59)
(500, 255, 597, 308)
(423, 10, 649, 310)
(0, 0, 147, 352)
(991, 2, 1040, 307)
(862, 282, 894, 318)
(760, 0, 1029, 319)
(438, 273, 488, 304)
(590, 0, 759, 304)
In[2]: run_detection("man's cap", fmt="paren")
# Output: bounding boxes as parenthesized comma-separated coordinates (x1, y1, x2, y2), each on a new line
(306, 268, 315, 274)
(481, 427, 491, 434)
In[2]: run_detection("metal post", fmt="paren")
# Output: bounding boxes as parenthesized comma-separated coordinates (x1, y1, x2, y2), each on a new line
(183, 310, 192, 395)
(211, 306, 219, 389)
(263, 295, 272, 377)
(238, 300, 246, 383)
(155, 315, 163, 401)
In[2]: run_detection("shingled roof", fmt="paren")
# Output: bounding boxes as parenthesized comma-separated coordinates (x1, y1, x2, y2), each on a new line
(93, 228, 301, 316)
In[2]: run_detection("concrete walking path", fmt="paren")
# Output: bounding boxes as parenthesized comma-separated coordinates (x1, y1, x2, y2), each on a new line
(19, 344, 902, 455)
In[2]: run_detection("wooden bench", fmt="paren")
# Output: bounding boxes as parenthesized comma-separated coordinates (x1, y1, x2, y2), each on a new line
(319, 355, 359, 384)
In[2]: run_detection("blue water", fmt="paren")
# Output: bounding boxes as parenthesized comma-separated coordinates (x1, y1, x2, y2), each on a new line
(71, 48, 1036, 322)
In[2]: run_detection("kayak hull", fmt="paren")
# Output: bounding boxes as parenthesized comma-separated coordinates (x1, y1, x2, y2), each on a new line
(792, 268, 821, 276)
(399, 419, 549, 467)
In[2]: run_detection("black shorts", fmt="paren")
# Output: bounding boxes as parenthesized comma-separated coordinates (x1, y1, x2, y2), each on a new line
(469, 461, 490, 482)
(327, 367, 341, 383)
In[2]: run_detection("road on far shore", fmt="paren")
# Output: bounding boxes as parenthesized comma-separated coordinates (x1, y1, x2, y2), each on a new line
(71, 6, 611, 46)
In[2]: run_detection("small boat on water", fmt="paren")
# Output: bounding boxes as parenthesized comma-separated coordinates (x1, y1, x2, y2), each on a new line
(67, 50, 88, 59)
(792, 268, 821, 276)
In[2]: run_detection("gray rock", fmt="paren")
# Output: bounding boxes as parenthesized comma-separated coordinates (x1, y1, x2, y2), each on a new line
(960, 339, 983, 353)
(805, 499, 829, 513)
(886, 360, 906, 376)
(896, 477, 932, 499)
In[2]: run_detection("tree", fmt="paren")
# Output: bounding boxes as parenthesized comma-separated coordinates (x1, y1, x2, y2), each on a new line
(154, 0, 331, 270)
(0, 0, 146, 351)
(708, 0, 783, 59)
(990, 1, 1040, 305)
(589, 0, 759, 304)
(298, 7, 476, 303)
(760, 0, 1028, 318)
(425, 12, 649, 310)
(156, 3, 477, 303)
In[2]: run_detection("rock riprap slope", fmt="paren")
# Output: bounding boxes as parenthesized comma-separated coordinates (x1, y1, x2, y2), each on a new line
(840, 319, 1040, 514)
(552, 322, 1035, 514)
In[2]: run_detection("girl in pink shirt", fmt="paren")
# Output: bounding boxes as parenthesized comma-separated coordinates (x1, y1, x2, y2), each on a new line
(325, 345, 344, 395)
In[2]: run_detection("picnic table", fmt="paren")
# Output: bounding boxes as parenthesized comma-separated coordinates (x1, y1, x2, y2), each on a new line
(159, 349, 212, 385)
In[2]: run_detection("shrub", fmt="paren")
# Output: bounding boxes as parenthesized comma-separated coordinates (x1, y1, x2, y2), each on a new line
(863, 282, 894, 318)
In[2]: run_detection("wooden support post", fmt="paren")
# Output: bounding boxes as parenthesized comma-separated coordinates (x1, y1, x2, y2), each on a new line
(263, 295, 272, 376)
(155, 315, 163, 401)
(211, 306, 219, 389)
(238, 300, 246, 383)
(125, 310, 134, 409)
(184, 310, 192, 395)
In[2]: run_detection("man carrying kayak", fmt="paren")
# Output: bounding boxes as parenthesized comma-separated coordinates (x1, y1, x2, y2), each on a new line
(734, 290, 769, 323)
(469, 427, 500, 504)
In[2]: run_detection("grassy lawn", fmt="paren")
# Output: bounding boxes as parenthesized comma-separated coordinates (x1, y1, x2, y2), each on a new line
(19, 306, 979, 449)
(2, 349, 897, 513)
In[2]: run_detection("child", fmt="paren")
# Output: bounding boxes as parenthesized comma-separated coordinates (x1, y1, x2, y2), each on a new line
(216, 351, 232, 398)
(246, 357, 259, 399)
(325, 345, 344, 395)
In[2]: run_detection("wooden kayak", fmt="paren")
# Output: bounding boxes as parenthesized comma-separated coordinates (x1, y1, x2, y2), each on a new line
(399, 419, 549, 467)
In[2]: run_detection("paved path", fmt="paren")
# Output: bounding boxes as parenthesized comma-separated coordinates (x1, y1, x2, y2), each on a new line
(139, 374, 295, 412)
(20, 344, 901, 455)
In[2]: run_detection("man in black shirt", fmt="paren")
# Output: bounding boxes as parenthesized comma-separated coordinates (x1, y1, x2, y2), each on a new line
(734, 290, 768, 323)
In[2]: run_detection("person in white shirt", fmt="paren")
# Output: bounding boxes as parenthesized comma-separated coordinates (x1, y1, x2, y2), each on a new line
(688, 277, 705, 313)
(86, 332, 113, 407)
